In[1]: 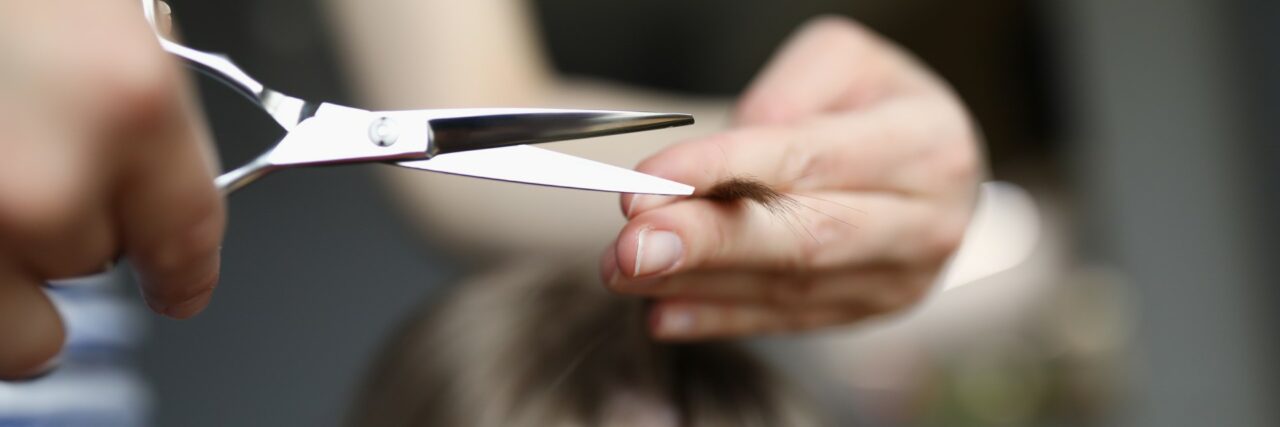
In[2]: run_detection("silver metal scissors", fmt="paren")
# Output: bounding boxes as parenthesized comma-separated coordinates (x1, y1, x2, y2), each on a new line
(141, 1, 695, 196)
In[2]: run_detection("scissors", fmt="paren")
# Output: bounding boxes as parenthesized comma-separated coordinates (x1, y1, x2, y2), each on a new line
(140, 1, 695, 196)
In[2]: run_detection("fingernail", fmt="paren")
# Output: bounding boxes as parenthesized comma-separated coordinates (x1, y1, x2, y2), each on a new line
(633, 229, 682, 277)
(657, 307, 696, 336)
(4, 356, 61, 382)
(164, 288, 213, 319)
(156, 1, 175, 36)
(145, 297, 170, 315)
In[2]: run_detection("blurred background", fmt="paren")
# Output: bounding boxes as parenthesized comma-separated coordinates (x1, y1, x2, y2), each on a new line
(2, 0, 1277, 425)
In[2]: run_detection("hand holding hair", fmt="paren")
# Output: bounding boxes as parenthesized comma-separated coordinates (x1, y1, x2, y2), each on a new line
(601, 16, 983, 340)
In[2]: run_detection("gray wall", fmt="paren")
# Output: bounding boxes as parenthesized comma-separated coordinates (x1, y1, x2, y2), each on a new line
(1052, 0, 1278, 425)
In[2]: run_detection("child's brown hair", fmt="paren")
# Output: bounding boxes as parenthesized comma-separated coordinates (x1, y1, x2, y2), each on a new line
(347, 261, 819, 427)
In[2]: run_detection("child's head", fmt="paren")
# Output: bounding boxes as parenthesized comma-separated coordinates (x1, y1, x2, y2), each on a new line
(348, 261, 817, 427)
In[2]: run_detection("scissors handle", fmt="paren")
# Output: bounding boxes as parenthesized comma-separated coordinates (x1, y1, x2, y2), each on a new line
(159, 39, 266, 103)
(156, 36, 311, 130)
(158, 38, 302, 194)
(142, 0, 264, 102)
(143, 0, 318, 194)
(214, 153, 275, 195)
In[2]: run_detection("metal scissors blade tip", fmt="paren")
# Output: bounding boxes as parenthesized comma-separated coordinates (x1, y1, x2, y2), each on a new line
(397, 145, 695, 195)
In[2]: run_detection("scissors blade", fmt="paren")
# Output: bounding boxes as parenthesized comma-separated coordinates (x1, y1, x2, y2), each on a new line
(423, 109, 694, 156)
(394, 145, 694, 195)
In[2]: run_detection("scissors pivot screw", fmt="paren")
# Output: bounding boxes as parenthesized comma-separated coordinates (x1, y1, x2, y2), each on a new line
(368, 117, 400, 147)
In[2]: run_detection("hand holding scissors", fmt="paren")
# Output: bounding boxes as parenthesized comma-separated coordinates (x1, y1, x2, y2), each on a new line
(0, 0, 692, 379)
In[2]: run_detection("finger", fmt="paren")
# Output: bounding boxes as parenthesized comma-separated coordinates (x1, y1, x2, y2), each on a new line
(115, 103, 224, 319)
(156, 1, 174, 37)
(610, 191, 962, 278)
(735, 15, 931, 126)
(647, 299, 871, 341)
(0, 99, 118, 279)
(623, 98, 975, 217)
(621, 125, 799, 219)
(608, 268, 931, 313)
(0, 4, 132, 279)
(109, 41, 224, 320)
(0, 260, 65, 380)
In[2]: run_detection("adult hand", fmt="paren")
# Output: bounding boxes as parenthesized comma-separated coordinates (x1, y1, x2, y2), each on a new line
(0, 1, 224, 379)
(601, 16, 983, 340)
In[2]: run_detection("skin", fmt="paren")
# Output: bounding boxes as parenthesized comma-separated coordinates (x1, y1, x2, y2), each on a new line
(0, 0, 978, 382)
(330, 2, 982, 340)
(601, 17, 983, 340)
(0, 1, 224, 379)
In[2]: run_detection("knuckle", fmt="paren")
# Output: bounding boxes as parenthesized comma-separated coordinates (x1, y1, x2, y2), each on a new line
(900, 99, 983, 192)
(94, 48, 180, 125)
(796, 232, 826, 268)
(872, 106, 919, 147)
(796, 212, 852, 269)
(778, 132, 815, 184)
(768, 231, 808, 272)
(703, 207, 733, 267)
(735, 95, 796, 125)
(703, 129, 750, 153)
(34, 238, 117, 280)
(0, 169, 117, 279)
(0, 177, 90, 243)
